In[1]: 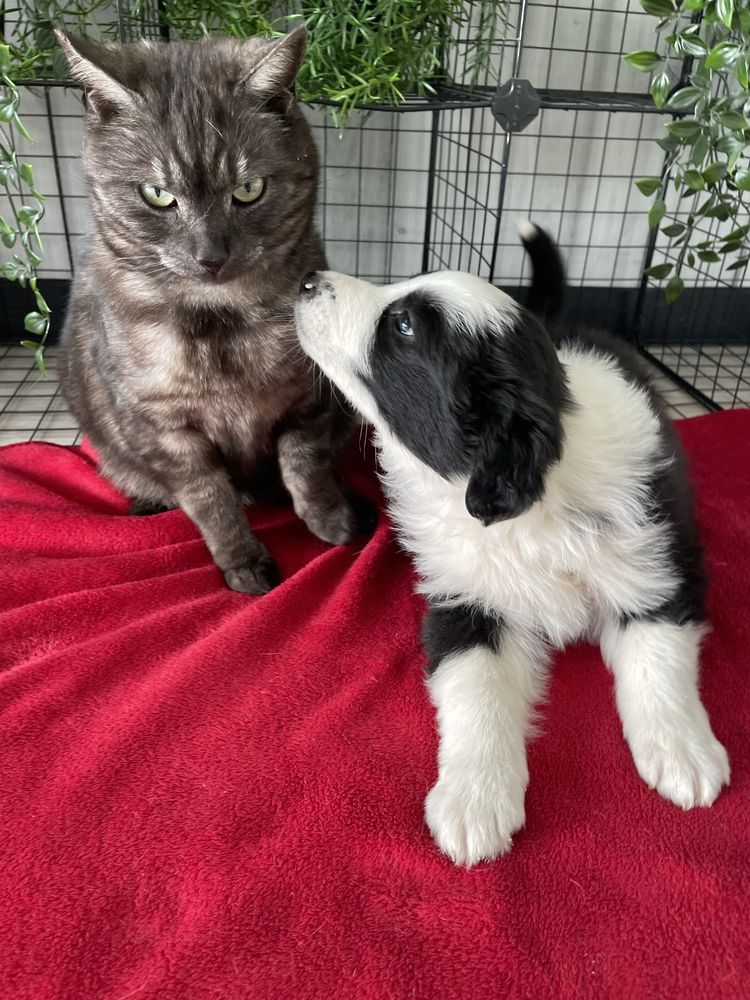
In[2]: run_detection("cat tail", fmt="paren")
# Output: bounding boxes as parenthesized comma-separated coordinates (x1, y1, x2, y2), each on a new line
(517, 221, 566, 323)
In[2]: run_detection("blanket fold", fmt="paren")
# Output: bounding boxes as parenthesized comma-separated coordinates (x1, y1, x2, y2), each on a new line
(0, 412, 748, 1000)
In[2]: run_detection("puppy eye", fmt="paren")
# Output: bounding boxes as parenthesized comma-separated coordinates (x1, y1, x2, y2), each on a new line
(392, 311, 413, 337)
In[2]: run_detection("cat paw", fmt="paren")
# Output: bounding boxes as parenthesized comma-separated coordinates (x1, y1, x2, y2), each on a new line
(130, 497, 177, 516)
(425, 771, 526, 867)
(629, 719, 730, 809)
(224, 555, 280, 596)
(302, 499, 358, 546)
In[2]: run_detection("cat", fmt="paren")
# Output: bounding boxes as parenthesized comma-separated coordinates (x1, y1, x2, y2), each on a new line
(56, 27, 368, 594)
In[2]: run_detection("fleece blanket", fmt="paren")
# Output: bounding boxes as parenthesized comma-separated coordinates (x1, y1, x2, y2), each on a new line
(0, 410, 748, 1000)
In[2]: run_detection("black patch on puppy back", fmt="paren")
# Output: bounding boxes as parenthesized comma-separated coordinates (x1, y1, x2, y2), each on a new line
(422, 601, 506, 675)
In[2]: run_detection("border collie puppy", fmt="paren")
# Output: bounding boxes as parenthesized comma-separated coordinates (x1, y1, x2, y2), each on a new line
(294, 225, 730, 865)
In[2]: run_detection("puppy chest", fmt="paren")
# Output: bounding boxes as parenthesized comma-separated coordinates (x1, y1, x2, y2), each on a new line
(408, 511, 652, 643)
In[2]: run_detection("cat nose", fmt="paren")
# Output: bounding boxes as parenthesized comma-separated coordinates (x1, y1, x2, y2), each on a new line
(300, 272, 319, 297)
(198, 257, 227, 275)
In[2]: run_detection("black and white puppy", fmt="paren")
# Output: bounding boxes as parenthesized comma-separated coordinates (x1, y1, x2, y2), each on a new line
(294, 224, 730, 866)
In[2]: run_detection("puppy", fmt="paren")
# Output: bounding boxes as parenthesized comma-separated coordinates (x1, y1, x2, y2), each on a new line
(294, 224, 730, 865)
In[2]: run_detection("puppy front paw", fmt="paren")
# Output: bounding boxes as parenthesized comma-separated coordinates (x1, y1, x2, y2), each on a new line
(224, 554, 280, 596)
(425, 771, 526, 866)
(629, 717, 730, 809)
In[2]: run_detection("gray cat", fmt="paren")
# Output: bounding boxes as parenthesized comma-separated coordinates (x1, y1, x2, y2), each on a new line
(56, 28, 367, 594)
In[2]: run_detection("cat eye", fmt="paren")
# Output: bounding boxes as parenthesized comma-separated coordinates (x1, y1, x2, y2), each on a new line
(232, 178, 265, 204)
(391, 311, 414, 337)
(140, 184, 177, 209)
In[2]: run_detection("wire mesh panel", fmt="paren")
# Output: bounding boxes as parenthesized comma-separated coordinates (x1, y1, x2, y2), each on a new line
(1, 0, 748, 411)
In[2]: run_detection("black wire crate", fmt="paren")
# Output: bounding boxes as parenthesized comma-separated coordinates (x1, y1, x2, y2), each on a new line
(1, 0, 748, 413)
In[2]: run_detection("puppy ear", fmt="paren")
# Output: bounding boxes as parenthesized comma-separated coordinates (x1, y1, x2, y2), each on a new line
(465, 396, 562, 525)
(464, 318, 567, 525)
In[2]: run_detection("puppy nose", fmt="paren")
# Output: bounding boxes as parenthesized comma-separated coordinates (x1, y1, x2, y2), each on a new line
(300, 272, 319, 297)
(198, 257, 227, 275)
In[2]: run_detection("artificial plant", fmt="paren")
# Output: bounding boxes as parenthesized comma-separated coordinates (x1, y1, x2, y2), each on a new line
(625, 0, 750, 302)
(0, 43, 49, 372)
(1, 1, 503, 357)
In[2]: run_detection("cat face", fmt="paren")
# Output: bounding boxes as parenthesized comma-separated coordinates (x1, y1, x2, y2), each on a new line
(58, 29, 318, 292)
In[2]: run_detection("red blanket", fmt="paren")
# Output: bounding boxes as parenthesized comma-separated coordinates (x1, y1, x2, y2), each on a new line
(1, 411, 748, 1000)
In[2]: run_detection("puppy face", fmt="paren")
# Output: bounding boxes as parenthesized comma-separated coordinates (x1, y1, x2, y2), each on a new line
(295, 270, 569, 524)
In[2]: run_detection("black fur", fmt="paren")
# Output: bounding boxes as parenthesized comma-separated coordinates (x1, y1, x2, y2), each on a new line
(365, 292, 572, 523)
(465, 312, 571, 525)
(422, 602, 506, 675)
(521, 224, 706, 626)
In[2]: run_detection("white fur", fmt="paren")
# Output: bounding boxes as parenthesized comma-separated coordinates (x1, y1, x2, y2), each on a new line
(426, 634, 547, 866)
(295, 269, 730, 864)
(601, 620, 730, 808)
(376, 345, 677, 646)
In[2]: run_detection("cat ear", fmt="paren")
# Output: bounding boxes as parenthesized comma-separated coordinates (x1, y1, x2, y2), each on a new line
(238, 26, 307, 109)
(55, 30, 138, 120)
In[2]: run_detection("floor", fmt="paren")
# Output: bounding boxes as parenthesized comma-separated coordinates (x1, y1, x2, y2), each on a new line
(0, 341, 724, 447)
(646, 344, 750, 411)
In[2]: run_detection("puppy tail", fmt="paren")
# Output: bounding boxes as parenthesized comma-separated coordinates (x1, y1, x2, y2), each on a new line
(517, 221, 565, 322)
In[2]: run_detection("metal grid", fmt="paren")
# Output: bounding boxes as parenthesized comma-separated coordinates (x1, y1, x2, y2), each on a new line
(1, 0, 748, 415)
(0, 344, 81, 445)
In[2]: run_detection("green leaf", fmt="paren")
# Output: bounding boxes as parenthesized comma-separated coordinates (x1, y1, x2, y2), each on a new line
(667, 86, 702, 110)
(651, 72, 670, 108)
(719, 110, 748, 130)
(703, 204, 732, 220)
(684, 0, 706, 9)
(19, 162, 34, 188)
(727, 256, 750, 270)
(20, 340, 41, 351)
(1, 260, 25, 282)
(16, 205, 41, 228)
(665, 118, 702, 139)
(645, 263, 673, 279)
(716, 135, 745, 169)
(649, 197, 667, 230)
(636, 176, 662, 196)
(705, 42, 741, 70)
(640, 0, 674, 14)
(624, 50, 662, 72)
(716, 0, 734, 28)
(702, 162, 727, 184)
(657, 135, 681, 153)
(662, 223, 686, 237)
(683, 169, 705, 190)
(720, 240, 743, 254)
(698, 250, 722, 262)
(736, 57, 749, 90)
(0, 44, 12, 77)
(733, 169, 750, 190)
(665, 276, 685, 304)
(23, 312, 48, 336)
(722, 225, 750, 241)
(0, 99, 16, 123)
(687, 251, 696, 267)
(679, 34, 708, 57)
(691, 134, 709, 167)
